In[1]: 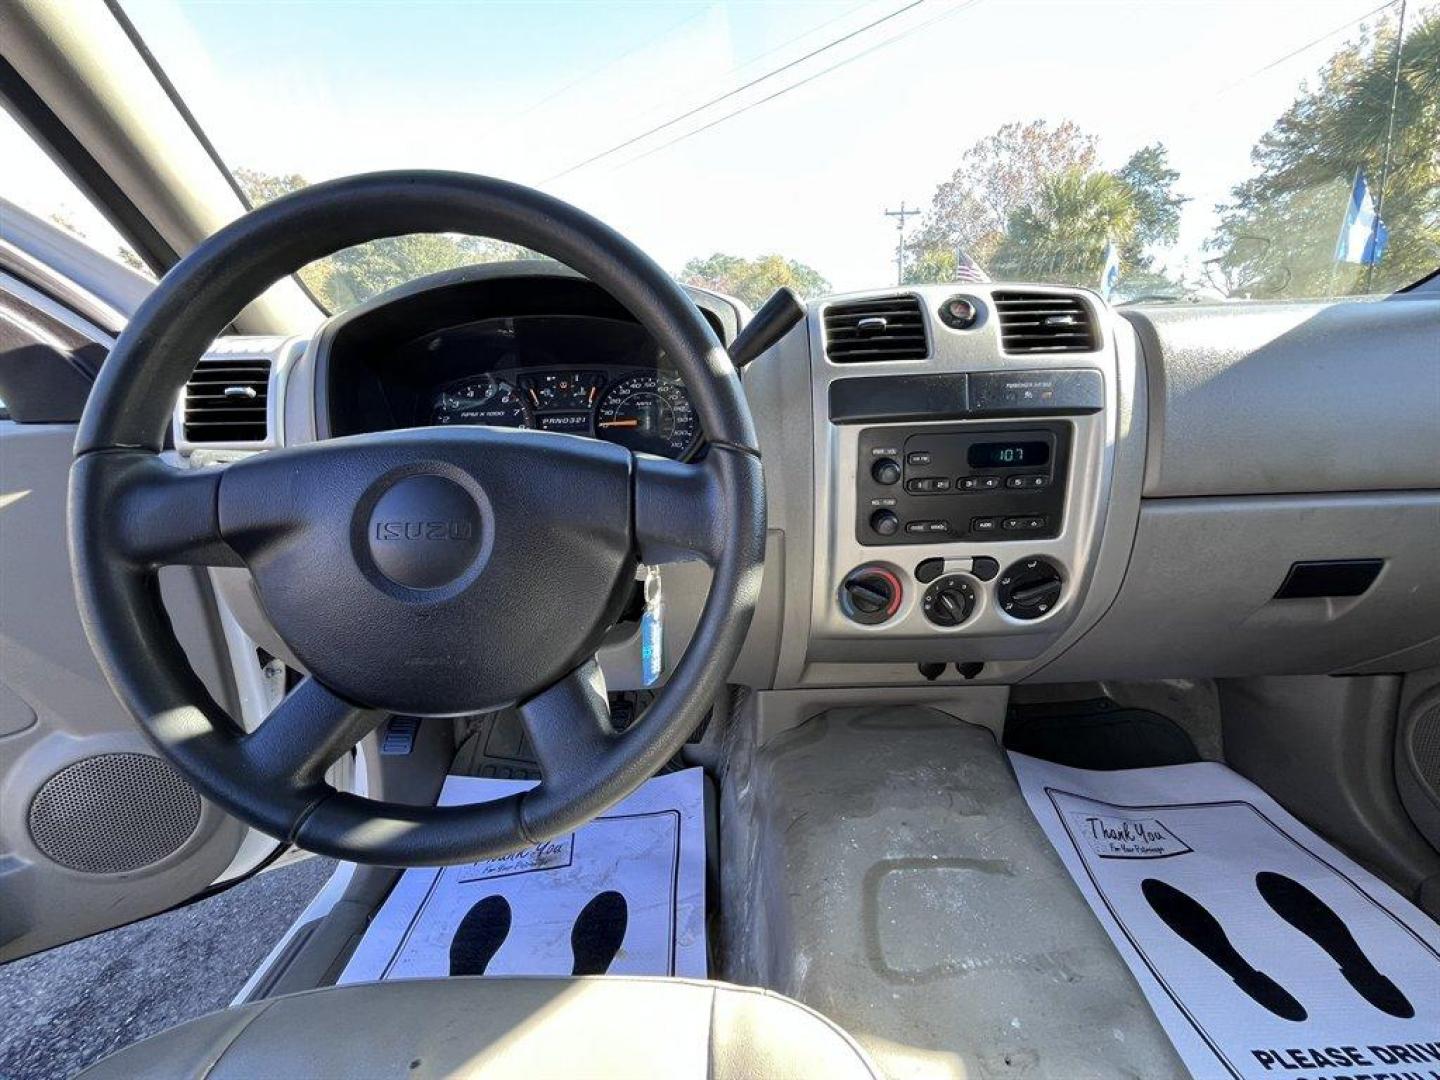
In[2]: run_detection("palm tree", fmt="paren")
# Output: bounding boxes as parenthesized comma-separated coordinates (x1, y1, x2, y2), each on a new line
(991, 168, 1139, 284)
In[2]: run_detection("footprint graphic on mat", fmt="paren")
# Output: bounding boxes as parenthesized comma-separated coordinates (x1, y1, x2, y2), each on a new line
(571, 890, 628, 975)
(1141, 878, 1307, 1021)
(1255, 871, 1414, 1019)
(449, 894, 512, 976)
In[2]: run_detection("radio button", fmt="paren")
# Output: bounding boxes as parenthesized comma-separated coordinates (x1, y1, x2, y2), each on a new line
(971, 517, 999, 532)
(906, 451, 932, 466)
(905, 521, 932, 534)
(1002, 516, 1048, 531)
(1007, 474, 1048, 489)
(931, 477, 953, 492)
(977, 475, 1002, 490)
(958, 476, 980, 490)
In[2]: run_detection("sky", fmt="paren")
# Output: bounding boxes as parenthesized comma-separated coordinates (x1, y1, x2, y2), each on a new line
(6, 0, 1407, 293)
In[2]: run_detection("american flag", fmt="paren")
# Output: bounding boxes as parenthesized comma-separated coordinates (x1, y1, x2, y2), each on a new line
(953, 250, 990, 283)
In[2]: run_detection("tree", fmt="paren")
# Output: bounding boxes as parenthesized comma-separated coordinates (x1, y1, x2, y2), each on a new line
(1116, 143, 1188, 266)
(680, 253, 831, 308)
(990, 168, 1139, 283)
(903, 120, 1098, 281)
(902, 121, 1186, 289)
(233, 167, 545, 310)
(1209, 8, 1440, 297)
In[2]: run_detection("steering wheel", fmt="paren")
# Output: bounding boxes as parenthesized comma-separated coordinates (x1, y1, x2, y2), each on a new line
(68, 172, 765, 867)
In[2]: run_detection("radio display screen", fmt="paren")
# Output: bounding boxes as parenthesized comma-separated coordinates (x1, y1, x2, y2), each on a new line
(967, 440, 1050, 469)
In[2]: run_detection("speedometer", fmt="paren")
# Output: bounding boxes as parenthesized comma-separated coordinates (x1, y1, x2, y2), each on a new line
(595, 373, 698, 458)
(430, 374, 532, 428)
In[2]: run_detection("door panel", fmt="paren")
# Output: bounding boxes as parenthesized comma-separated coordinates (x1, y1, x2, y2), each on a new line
(0, 282, 249, 961)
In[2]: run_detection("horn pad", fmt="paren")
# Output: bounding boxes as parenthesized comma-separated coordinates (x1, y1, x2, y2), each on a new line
(218, 428, 636, 716)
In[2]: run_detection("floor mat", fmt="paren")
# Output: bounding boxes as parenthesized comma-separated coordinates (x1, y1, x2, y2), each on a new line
(1006, 696, 1201, 770)
(1011, 754, 1440, 1080)
(339, 769, 706, 983)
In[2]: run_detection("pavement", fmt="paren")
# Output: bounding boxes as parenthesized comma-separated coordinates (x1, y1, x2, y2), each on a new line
(0, 855, 336, 1080)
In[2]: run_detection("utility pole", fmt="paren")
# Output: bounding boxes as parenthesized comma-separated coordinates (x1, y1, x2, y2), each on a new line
(885, 202, 920, 286)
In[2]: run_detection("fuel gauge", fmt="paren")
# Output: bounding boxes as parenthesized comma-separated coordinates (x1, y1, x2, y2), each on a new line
(522, 371, 603, 411)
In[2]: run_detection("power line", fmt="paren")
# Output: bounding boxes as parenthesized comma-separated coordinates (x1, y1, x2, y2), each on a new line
(614, 0, 985, 172)
(1201, 0, 1400, 103)
(490, 5, 714, 134)
(544, 0, 929, 183)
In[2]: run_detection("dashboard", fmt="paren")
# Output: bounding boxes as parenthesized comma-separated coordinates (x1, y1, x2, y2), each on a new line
(184, 265, 1440, 696)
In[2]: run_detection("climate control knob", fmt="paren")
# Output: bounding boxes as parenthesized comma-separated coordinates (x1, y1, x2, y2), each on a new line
(839, 565, 902, 625)
(921, 574, 977, 627)
(871, 458, 902, 485)
(997, 557, 1064, 620)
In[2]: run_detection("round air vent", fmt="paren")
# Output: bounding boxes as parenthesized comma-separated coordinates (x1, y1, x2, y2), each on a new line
(28, 753, 202, 874)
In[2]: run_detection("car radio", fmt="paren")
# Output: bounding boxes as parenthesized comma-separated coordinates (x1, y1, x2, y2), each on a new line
(856, 421, 1071, 545)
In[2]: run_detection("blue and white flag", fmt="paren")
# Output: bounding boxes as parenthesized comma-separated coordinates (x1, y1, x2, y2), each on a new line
(1098, 241, 1120, 301)
(1335, 170, 1389, 266)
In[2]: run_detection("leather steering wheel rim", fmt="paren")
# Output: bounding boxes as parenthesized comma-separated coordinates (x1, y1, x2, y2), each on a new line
(68, 171, 765, 866)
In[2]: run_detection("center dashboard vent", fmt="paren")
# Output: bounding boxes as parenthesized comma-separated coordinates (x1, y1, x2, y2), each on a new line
(993, 291, 1099, 354)
(824, 295, 928, 362)
(182, 357, 271, 442)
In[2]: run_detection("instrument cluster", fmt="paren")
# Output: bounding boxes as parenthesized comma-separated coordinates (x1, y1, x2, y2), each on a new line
(367, 312, 705, 461)
(431, 367, 699, 459)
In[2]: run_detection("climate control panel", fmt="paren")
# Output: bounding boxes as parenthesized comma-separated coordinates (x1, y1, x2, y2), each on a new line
(857, 422, 1070, 546)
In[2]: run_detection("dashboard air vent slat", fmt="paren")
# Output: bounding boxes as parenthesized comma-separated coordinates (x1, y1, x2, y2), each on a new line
(992, 291, 1098, 354)
(183, 357, 271, 442)
(824, 295, 928, 362)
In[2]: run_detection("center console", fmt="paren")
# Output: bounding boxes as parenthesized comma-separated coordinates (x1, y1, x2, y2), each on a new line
(807, 286, 1119, 666)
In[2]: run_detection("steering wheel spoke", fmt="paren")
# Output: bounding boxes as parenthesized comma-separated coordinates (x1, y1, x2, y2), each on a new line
(242, 676, 385, 791)
(78, 451, 243, 569)
(633, 454, 729, 565)
(516, 658, 617, 785)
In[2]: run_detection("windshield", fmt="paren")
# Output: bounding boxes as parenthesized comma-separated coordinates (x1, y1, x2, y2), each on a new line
(119, 0, 1438, 310)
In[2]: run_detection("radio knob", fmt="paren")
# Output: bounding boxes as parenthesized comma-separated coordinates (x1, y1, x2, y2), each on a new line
(871, 458, 902, 485)
(870, 509, 900, 536)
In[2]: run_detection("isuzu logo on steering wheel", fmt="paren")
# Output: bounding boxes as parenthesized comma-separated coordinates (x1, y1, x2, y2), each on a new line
(366, 474, 484, 590)
(373, 519, 475, 541)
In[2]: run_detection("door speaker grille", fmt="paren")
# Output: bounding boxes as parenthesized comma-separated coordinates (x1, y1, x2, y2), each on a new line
(1409, 701, 1440, 795)
(28, 754, 202, 873)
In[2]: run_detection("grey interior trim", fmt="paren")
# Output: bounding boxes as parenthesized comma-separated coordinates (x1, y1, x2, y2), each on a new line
(1040, 491, 1440, 681)
(0, 197, 149, 333)
(1219, 674, 1440, 912)
(0, 426, 246, 960)
(1127, 298, 1440, 498)
(0, 0, 317, 335)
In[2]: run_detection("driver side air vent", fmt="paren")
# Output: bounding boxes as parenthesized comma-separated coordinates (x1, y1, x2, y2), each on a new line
(993, 291, 1099, 354)
(182, 357, 271, 442)
(824, 295, 928, 362)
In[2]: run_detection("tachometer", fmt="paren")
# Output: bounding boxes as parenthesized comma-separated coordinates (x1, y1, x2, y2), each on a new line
(595, 373, 698, 458)
(430, 374, 532, 428)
